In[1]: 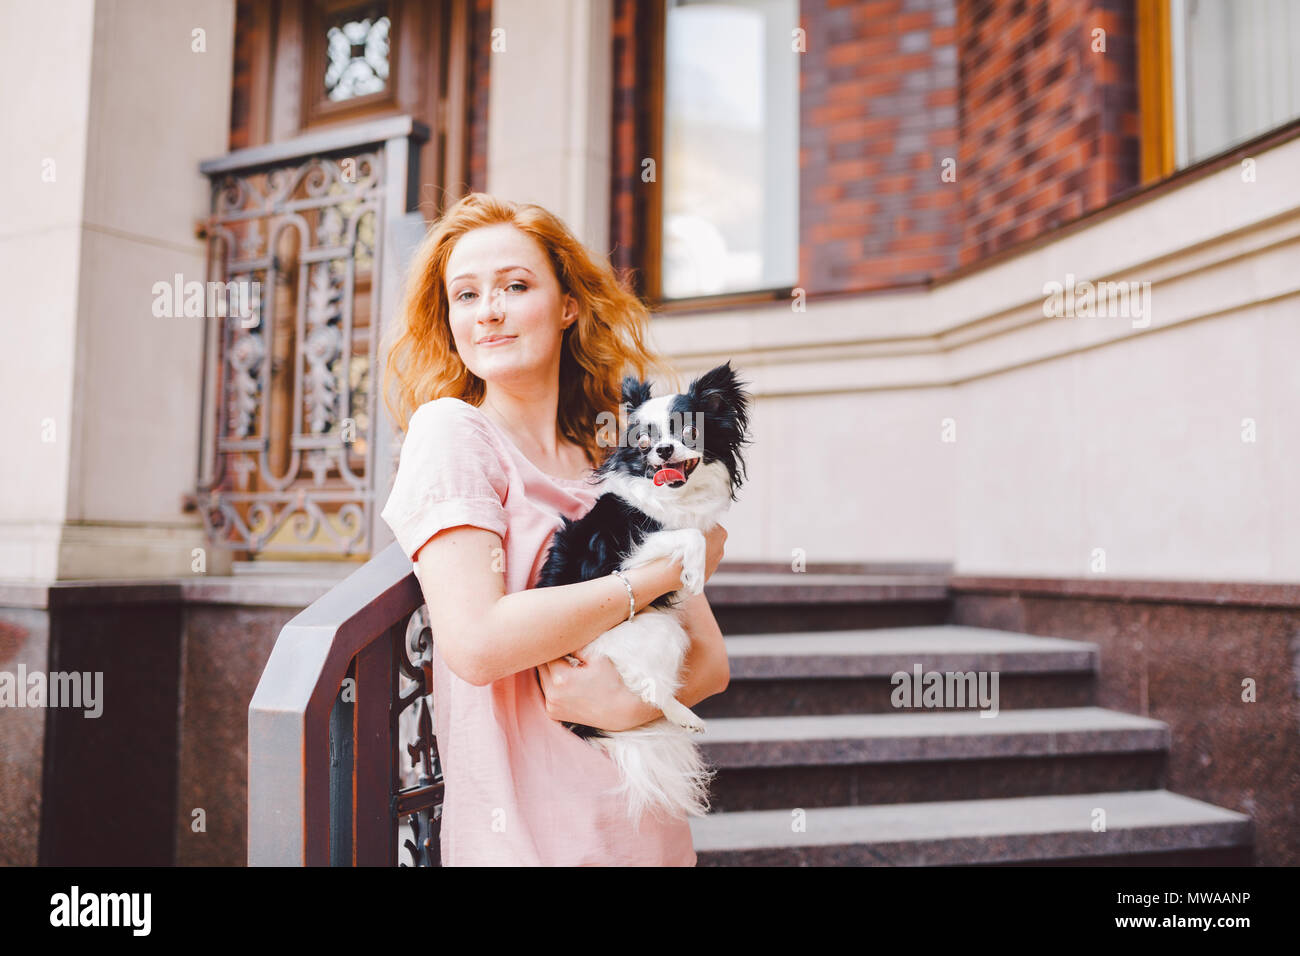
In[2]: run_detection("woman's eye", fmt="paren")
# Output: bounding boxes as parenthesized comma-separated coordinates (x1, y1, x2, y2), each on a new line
(636, 433, 651, 450)
(453, 282, 525, 303)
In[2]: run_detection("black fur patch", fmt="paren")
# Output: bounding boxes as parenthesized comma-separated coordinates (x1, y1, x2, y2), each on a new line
(535, 493, 680, 739)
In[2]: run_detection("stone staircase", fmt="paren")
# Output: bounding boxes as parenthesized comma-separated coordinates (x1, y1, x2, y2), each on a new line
(689, 568, 1255, 866)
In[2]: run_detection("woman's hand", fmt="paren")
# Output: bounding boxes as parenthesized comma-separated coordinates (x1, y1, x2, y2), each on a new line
(534, 525, 726, 729)
(536, 655, 660, 732)
(703, 523, 727, 582)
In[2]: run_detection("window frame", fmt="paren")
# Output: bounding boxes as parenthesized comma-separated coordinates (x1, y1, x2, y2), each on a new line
(301, 0, 401, 128)
(645, 0, 799, 313)
(231, 0, 472, 221)
(1137, 0, 1177, 183)
(1140, 0, 1300, 183)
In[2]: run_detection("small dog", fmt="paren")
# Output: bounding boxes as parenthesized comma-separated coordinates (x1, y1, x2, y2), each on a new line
(536, 361, 752, 825)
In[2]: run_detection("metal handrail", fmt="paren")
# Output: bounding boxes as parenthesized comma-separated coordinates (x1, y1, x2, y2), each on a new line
(247, 541, 435, 865)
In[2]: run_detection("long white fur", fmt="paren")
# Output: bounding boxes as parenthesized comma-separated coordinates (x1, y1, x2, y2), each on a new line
(567, 399, 736, 827)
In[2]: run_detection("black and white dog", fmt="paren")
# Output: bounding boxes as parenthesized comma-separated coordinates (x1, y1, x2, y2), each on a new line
(536, 361, 752, 825)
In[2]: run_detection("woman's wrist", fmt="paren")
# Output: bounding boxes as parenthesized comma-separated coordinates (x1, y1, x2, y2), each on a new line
(621, 559, 678, 612)
(608, 693, 664, 731)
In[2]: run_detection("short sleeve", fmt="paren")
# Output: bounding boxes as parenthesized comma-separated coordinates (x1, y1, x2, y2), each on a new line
(380, 399, 510, 562)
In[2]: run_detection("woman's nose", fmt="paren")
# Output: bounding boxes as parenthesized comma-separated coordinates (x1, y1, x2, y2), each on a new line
(480, 287, 505, 319)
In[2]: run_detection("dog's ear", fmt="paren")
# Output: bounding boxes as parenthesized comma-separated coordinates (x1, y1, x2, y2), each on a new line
(689, 361, 749, 418)
(620, 375, 654, 410)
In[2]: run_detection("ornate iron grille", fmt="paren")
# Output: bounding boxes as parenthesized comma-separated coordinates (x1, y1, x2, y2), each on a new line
(324, 603, 444, 866)
(394, 606, 444, 866)
(197, 119, 425, 557)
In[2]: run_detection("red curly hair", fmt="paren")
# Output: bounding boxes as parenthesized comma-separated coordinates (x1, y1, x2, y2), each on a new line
(381, 192, 676, 467)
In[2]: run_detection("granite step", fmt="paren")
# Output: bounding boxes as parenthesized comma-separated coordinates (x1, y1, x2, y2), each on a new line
(698, 626, 1099, 717)
(690, 789, 1255, 866)
(699, 707, 1168, 811)
(703, 572, 952, 635)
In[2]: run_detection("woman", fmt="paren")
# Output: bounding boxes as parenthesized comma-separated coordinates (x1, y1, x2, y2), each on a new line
(379, 192, 730, 866)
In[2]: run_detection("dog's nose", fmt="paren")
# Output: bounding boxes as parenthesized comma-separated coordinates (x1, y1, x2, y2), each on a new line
(654, 443, 675, 460)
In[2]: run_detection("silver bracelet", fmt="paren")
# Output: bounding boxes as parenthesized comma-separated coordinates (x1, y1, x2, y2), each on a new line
(611, 569, 635, 621)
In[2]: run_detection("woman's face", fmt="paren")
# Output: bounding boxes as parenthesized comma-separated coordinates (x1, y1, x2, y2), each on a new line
(444, 223, 577, 390)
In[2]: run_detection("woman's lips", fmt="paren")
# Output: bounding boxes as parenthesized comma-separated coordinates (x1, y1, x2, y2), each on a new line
(479, 335, 516, 347)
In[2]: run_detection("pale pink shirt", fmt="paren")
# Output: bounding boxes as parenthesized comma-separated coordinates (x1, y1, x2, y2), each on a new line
(380, 396, 697, 866)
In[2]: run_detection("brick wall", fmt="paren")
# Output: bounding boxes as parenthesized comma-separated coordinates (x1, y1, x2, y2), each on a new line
(801, 0, 962, 295)
(466, 0, 493, 194)
(797, 0, 1139, 295)
(605, 0, 1140, 299)
(228, 0, 261, 151)
(609, 0, 660, 298)
(956, 0, 1140, 265)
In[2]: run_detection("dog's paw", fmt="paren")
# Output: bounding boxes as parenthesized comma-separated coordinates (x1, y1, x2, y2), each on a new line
(673, 529, 707, 596)
(662, 698, 706, 734)
(679, 563, 704, 597)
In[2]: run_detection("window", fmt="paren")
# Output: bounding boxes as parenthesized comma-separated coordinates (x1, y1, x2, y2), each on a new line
(658, 0, 799, 301)
(324, 9, 391, 102)
(231, 0, 473, 217)
(1143, 0, 1300, 179)
(1171, 0, 1300, 167)
(303, 1, 399, 126)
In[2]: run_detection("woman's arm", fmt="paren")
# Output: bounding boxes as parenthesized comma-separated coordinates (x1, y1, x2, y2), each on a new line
(537, 525, 730, 729)
(414, 524, 685, 686)
(539, 590, 730, 730)
(676, 591, 730, 705)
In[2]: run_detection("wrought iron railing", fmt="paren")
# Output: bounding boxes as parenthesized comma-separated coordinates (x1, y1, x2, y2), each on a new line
(195, 117, 427, 557)
(248, 541, 442, 865)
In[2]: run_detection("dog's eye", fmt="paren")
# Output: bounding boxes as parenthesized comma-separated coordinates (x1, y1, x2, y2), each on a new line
(636, 432, 651, 451)
(682, 424, 698, 444)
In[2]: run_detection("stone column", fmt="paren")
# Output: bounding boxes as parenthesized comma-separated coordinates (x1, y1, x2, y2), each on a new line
(0, 0, 237, 581)
(486, 0, 614, 252)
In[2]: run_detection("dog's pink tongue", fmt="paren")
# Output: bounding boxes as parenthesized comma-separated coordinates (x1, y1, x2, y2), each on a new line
(653, 467, 685, 486)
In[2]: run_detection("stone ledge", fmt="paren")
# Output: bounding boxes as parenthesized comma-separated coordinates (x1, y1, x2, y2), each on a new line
(951, 575, 1300, 609)
(698, 707, 1169, 767)
(0, 575, 348, 609)
(690, 789, 1254, 865)
(704, 572, 950, 605)
(723, 625, 1098, 677)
